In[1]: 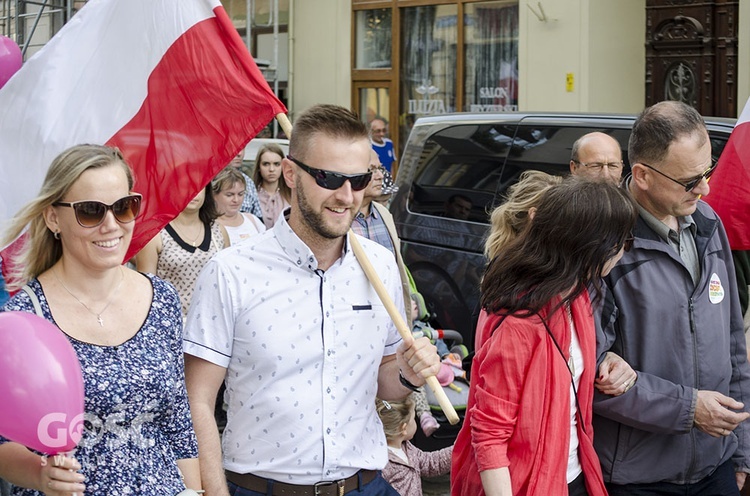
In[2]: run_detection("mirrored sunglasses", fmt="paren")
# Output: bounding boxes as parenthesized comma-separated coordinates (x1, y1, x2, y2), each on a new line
(288, 155, 373, 191)
(53, 194, 142, 228)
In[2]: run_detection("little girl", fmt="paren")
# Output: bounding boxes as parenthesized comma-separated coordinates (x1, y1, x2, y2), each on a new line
(377, 396, 452, 496)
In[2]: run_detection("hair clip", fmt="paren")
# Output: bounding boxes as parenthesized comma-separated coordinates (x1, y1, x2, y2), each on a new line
(382, 400, 392, 410)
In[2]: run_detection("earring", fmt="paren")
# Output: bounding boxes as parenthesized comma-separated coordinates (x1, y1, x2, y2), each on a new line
(53, 230, 60, 240)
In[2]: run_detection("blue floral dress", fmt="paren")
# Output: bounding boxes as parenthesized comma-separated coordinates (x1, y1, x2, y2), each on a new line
(1, 274, 198, 495)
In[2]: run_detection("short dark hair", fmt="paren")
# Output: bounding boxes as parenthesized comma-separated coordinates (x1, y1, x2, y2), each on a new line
(481, 177, 637, 316)
(289, 104, 369, 161)
(628, 101, 707, 166)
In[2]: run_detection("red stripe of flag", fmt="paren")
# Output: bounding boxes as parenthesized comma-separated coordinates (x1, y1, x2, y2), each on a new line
(704, 102, 750, 250)
(1, 2, 286, 288)
(109, 6, 286, 261)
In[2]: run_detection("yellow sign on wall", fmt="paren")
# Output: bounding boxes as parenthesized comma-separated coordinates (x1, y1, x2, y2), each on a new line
(566, 73, 574, 92)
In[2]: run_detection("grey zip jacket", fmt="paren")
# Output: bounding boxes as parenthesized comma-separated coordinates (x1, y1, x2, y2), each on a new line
(593, 200, 750, 485)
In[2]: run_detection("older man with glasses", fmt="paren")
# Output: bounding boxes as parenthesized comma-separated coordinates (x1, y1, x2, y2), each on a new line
(183, 104, 440, 496)
(593, 100, 750, 495)
(570, 131, 625, 185)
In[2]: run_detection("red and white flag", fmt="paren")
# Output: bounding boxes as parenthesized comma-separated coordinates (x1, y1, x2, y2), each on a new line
(0, 0, 286, 284)
(704, 98, 750, 250)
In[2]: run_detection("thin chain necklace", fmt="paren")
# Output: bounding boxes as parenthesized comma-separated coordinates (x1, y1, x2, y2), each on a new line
(171, 221, 202, 247)
(54, 266, 125, 327)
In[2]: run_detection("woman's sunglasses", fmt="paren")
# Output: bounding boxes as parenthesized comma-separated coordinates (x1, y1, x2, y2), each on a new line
(287, 155, 372, 191)
(53, 194, 142, 228)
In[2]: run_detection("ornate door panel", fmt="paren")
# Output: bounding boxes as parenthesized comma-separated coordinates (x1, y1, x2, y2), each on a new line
(646, 0, 738, 117)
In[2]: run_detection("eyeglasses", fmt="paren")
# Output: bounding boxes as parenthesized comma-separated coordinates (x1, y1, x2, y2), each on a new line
(573, 160, 623, 170)
(53, 194, 142, 228)
(287, 156, 373, 191)
(639, 161, 717, 192)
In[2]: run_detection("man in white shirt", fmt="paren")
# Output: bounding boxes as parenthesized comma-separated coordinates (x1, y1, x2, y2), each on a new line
(184, 104, 440, 496)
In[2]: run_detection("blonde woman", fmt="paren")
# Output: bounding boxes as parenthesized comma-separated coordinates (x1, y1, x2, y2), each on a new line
(0, 144, 200, 495)
(212, 167, 266, 245)
(485, 171, 562, 260)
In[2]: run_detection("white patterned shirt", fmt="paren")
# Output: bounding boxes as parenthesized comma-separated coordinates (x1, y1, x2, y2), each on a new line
(184, 214, 405, 484)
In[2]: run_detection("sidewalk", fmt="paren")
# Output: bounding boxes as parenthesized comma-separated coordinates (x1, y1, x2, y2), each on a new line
(422, 473, 450, 496)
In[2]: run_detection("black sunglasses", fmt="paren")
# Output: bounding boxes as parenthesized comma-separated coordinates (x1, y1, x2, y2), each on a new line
(287, 155, 372, 191)
(639, 161, 717, 192)
(53, 194, 142, 228)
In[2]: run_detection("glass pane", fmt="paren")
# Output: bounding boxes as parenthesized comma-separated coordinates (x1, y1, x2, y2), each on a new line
(399, 5, 458, 153)
(221, 0, 249, 31)
(359, 87, 390, 127)
(498, 125, 630, 196)
(355, 9, 392, 69)
(464, 1, 519, 112)
(252, 0, 290, 27)
(408, 124, 517, 223)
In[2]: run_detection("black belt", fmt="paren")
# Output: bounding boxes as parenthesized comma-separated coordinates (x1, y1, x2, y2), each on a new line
(225, 469, 378, 496)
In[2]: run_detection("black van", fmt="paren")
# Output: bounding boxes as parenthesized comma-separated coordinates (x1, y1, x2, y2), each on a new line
(391, 111, 735, 362)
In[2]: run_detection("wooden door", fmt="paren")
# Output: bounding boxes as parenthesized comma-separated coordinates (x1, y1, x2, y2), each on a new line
(645, 0, 738, 117)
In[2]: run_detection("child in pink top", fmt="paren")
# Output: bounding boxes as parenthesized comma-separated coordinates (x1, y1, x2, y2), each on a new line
(377, 396, 452, 496)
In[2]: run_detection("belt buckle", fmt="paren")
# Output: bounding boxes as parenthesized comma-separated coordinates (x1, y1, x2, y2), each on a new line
(313, 479, 345, 496)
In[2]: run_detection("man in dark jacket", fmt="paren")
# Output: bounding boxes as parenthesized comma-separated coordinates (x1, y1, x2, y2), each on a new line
(594, 100, 750, 495)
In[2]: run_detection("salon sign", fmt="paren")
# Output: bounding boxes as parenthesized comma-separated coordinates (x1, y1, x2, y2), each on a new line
(469, 86, 518, 112)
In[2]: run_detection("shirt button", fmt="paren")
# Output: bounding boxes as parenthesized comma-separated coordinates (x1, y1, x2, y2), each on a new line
(296, 259, 302, 265)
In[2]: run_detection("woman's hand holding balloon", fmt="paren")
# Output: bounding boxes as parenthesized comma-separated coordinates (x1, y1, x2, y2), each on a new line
(39, 454, 85, 496)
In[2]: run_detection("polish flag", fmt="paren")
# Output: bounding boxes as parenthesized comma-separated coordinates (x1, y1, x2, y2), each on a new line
(0, 0, 286, 286)
(704, 98, 750, 250)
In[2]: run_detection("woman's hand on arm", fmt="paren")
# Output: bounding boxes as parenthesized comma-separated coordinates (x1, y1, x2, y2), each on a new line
(480, 467, 512, 496)
(595, 351, 637, 396)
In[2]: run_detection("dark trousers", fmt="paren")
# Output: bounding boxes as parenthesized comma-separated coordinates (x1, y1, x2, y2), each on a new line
(227, 472, 399, 496)
(569, 472, 589, 496)
(606, 460, 740, 496)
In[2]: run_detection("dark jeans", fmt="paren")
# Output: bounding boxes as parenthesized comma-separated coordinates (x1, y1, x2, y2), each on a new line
(606, 460, 740, 496)
(569, 472, 589, 496)
(227, 472, 398, 496)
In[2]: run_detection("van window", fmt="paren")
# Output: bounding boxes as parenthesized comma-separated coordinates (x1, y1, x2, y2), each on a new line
(495, 125, 632, 203)
(407, 124, 516, 223)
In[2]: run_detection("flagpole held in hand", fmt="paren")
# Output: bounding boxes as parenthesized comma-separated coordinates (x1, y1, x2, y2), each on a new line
(348, 231, 460, 425)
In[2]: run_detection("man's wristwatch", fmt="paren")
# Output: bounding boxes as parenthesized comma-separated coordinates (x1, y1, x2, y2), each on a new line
(399, 370, 421, 392)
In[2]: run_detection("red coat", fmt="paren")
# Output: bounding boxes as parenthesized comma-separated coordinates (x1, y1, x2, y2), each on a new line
(451, 294, 608, 496)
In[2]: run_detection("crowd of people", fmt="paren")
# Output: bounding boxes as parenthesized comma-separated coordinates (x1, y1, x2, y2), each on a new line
(0, 100, 748, 496)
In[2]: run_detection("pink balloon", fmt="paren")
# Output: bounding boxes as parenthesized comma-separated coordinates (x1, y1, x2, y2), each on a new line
(0, 311, 84, 454)
(0, 35, 22, 89)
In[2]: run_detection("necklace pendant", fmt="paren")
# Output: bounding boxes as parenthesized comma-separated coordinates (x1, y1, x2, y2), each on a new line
(97, 315, 104, 327)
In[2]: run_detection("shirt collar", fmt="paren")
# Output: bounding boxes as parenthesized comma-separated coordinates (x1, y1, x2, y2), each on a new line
(272, 211, 352, 271)
(625, 176, 696, 241)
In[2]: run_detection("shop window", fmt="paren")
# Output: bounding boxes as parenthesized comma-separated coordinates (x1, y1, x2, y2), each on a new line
(355, 9, 392, 69)
(359, 87, 390, 126)
(464, 1, 519, 112)
(399, 5, 458, 151)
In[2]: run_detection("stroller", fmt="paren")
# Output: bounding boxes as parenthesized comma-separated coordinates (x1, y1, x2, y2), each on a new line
(410, 293, 470, 452)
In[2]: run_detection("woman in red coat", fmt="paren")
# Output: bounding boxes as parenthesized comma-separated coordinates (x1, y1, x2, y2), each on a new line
(452, 178, 637, 496)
